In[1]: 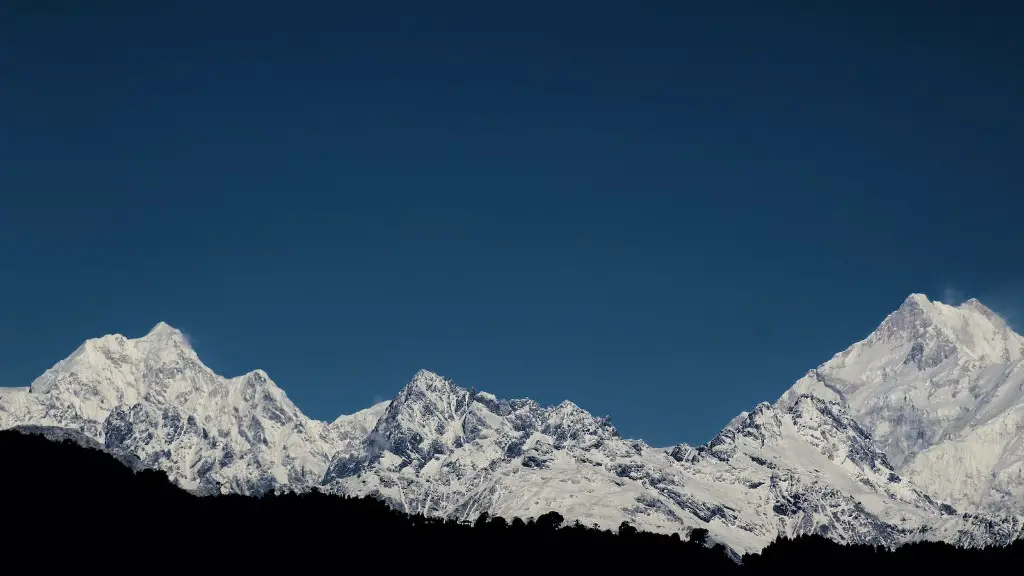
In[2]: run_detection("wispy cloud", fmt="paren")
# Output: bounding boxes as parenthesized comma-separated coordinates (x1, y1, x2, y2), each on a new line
(974, 281, 1024, 332)
(933, 284, 1021, 331)
(940, 286, 965, 305)
(1006, 313, 1021, 332)
(991, 303, 1022, 332)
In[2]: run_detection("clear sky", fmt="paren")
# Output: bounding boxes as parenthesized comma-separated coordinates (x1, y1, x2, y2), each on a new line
(1, 1, 1021, 446)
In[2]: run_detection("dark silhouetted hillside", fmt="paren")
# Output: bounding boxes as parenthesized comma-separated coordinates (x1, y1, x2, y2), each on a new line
(1, 429, 1021, 571)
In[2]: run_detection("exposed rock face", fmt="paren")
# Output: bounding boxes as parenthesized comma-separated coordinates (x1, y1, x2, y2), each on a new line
(3, 294, 1024, 554)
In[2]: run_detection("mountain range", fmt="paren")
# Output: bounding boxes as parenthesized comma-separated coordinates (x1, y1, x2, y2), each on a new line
(2, 293, 1023, 555)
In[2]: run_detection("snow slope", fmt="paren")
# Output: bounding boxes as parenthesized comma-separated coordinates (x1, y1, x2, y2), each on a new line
(2, 297, 1023, 554)
(778, 294, 1024, 515)
(0, 322, 350, 494)
(320, 370, 1021, 554)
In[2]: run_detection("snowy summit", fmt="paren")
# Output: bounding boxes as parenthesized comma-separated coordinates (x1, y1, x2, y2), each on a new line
(3, 298, 1024, 554)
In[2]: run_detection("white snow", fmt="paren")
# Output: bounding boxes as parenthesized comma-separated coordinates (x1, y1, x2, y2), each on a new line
(777, 293, 1024, 516)
(3, 296, 1024, 554)
(2, 322, 346, 494)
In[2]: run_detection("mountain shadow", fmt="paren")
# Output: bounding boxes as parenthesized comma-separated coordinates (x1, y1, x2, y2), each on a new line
(2, 429, 1021, 571)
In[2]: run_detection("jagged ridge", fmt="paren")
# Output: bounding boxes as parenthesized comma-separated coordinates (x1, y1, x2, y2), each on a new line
(779, 293, 1024, 515)
(2, 293, 1024, 554)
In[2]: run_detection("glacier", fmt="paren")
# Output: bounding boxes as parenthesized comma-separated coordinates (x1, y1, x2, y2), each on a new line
(779, 294, 1024, 515)
(2, 294, 1023, 554)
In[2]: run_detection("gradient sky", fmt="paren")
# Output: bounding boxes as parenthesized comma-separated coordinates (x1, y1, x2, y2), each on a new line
(1, 1, 1022, 446)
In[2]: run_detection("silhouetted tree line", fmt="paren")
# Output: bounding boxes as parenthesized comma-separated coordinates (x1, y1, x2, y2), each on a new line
(2, 429, 1022, 571)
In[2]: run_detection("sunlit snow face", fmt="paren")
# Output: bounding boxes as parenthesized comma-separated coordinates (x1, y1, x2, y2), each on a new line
(3, 299, 1024, 556)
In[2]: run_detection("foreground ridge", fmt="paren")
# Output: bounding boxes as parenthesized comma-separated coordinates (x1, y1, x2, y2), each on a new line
(3, 429, 1022, 571)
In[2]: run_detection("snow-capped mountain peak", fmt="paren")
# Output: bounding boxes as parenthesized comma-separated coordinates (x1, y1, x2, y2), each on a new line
(30, 322, 200, 396)
(781, 293, 1023, 412)
(779, 293, 1024, 514)
(3, 322, 341, 494)
(394, 369, 466, 408)
(365, 369, 473, 464)
(143, 320, 188, 342)
(4, 313, 1024, 555)
(877, 293, 1022, 365)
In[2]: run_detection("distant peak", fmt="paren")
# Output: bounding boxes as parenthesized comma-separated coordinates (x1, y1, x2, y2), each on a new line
(894, 293, 1008, 324)
(901, 293, 932, 309)
(139, 321, 192, 350)
(412, 368, 444, 382)
(147, 321, 181, 337)
(877, 292, 1022, 363)
(393, 369, 461, 401)
(878, 294, 936, 337)
(900, 293, 1003, 320)
(245, 368, 271, 381)
(958, 298, 997, 317)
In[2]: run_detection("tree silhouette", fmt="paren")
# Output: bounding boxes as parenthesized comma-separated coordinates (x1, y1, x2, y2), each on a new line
(488, 516, 508, 530)
(536, 510, 565, 531)
(2, 429, 1023, 572)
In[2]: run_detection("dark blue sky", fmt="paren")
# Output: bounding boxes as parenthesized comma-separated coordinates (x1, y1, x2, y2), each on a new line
(1, 1, 1021, 445)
